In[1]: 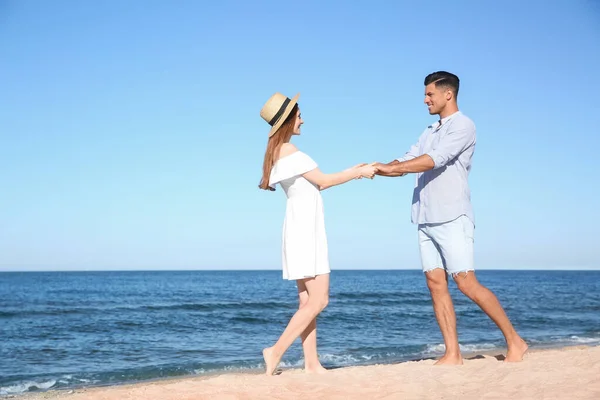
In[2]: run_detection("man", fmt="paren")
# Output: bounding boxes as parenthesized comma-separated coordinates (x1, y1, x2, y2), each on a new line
(375, 71, 528, 364)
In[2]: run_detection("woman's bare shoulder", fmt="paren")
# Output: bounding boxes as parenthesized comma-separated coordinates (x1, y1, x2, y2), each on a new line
(278, 143, 299, 159)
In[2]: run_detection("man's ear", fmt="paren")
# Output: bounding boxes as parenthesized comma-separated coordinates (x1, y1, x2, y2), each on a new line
(446, 90, 453, 101)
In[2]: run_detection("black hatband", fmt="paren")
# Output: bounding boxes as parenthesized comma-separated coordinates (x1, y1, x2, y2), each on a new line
(269, 98, 291, 126)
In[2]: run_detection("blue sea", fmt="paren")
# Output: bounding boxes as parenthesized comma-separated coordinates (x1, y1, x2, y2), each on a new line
(1, 270, 599, 396)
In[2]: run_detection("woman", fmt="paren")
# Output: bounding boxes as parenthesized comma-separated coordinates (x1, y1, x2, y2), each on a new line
(258, 92, 376, 375)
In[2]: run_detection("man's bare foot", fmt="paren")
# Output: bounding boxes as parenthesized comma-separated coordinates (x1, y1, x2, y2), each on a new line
(304, 364, 327, 374)
(262, 347, 281, 375)
(504, 338, 528, 362)
(434, 353, 464, 365)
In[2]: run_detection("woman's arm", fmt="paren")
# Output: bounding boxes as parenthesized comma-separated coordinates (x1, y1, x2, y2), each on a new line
(303, 163, 375, 190)
(277, 143, 375, 190)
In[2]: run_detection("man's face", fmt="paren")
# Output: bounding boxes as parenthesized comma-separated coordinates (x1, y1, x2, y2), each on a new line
(424, 83, 449, 115)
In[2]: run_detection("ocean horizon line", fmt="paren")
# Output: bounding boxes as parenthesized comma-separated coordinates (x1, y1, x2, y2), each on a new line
(0, 267, 598, 273)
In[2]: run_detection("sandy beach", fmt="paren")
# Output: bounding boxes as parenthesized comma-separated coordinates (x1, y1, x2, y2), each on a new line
(9, 345, 600, 400)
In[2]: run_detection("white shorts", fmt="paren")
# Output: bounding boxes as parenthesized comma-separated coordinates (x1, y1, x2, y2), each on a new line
(418, 215, 474, 276)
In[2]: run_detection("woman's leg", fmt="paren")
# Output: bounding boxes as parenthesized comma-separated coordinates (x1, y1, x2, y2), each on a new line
(297, 280, 327, 373)
(263, 273, 330, 375)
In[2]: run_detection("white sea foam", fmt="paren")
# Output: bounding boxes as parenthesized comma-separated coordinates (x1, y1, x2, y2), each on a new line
(547, 335, 600, 346)
(421, 342, 499, 356)
(564, 335, 600, 344)
(318, 353, 363, 364)
(0, 379, 56, 395)
(277, 359, 304, 368)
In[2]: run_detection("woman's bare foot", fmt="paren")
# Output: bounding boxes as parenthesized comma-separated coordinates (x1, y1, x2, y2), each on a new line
(262, 347, 281, 376)
(434, 353, 464, 365)
(304, 364, 327, 374)
(504, 338, 528, 362)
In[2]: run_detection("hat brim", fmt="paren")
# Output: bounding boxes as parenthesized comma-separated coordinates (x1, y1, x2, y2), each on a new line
(268, 93, 300, 137)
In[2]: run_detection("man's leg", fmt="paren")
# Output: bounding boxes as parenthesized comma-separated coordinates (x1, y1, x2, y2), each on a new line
(443, 216, 528, 362)
(425, 269, 463, 364)
(453, 272, 528, 361)
(419, 226, 463, 365)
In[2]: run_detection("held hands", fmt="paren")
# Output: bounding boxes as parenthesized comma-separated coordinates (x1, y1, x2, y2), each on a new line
(350, 162, 378, 179)
(350, 161, 408, 180)
(372, 162, 389, 175)
(373, 162, 407, 177)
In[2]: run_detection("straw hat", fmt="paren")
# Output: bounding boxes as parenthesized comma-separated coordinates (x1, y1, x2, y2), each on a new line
(260, 92, 300, 137)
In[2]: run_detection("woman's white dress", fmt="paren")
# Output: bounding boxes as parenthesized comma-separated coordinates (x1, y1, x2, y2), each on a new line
(269, 151, 330, 280)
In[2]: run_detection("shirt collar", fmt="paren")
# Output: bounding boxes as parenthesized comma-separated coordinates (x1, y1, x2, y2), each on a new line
(430, 111, 461, 130)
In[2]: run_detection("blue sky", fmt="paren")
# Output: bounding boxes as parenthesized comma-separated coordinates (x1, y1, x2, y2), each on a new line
(1, 0, 599, 271)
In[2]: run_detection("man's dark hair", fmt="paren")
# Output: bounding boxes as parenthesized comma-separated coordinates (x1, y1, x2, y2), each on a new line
(424, 71, 460, 98)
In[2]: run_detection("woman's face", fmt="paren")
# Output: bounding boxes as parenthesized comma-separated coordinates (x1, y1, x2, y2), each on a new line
(292, 109, 304, 135)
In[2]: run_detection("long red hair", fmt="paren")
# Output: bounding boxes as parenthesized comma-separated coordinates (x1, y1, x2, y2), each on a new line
(258, 104, 299, 191)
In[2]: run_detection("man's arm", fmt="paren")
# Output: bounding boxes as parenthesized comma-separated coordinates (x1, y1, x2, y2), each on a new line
(375, 155, 434, 176)
(426, 126, 475, 169)
(376, 120, 476, 177)
(374, 134, 425, 177)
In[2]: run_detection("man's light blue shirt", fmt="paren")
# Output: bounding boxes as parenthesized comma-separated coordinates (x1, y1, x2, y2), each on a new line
(397, 111, 476, 225)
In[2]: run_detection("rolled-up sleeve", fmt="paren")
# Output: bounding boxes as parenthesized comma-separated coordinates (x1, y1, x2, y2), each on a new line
(426, 121, 475, 169)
